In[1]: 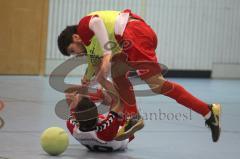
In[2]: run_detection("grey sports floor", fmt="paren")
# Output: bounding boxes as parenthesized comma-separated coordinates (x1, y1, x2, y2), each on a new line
(0, 76, 239, 159)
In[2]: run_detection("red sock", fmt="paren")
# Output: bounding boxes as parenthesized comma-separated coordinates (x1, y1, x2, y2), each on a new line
(161, 81, 210, 116)
(122, 101, 138, 117)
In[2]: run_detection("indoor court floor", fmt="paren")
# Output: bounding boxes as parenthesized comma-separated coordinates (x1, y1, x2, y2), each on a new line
(0, 76, 239, 159)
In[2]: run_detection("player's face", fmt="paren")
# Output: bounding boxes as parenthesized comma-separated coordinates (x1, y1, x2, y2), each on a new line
(67, 34, 86, 56)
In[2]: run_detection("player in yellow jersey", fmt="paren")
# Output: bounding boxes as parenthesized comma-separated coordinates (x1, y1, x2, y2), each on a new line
(58, 9, 221, 142)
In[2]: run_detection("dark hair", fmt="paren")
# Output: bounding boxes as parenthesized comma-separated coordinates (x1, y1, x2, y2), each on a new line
(57, 25, 77, 56)
(73, 97, 98, 132)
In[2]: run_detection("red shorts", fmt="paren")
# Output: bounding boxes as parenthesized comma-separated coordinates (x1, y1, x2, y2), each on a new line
(112, 18, 162, 114)
(115, 20, 161, 80)
(123, 20, 158, 62)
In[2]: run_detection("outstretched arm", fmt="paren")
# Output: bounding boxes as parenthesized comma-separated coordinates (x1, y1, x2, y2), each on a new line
(89, 16, 111, 83)
(88, 16, 120, 109)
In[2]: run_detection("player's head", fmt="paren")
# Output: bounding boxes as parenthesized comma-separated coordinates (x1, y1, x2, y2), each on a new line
(73, 97, 98, 132)
(57, 25, 86, 57)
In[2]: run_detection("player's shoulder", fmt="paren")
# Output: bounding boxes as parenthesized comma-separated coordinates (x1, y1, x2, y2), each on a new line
(77, 15, 94, 46)
(87, 10, 120, 16)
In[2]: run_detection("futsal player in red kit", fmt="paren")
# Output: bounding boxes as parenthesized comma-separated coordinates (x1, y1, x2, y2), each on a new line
(58, 9, 222, 142)
(65, 89, 134, 152)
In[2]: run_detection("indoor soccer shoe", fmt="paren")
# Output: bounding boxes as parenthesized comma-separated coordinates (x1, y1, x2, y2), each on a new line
(205, 104, 222, 142)
(114, 116, 144, 141)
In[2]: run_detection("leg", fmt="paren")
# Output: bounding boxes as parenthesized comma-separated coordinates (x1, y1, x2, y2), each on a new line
(145, 73, 211, 118)
(111, 53, 139, 117)
(111, 54, 145, 141)
(145, 73, 222, 142)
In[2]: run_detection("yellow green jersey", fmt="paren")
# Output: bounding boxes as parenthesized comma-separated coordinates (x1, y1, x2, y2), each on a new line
(78, 11, 123, 80)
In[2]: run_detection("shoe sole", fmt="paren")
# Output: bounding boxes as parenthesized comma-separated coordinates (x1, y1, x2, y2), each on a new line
(212, 103, 222, 142)
(114, 119, 144, 141)
(212, 104, 221, 126)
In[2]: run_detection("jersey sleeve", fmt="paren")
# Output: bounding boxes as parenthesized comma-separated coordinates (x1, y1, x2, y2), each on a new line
(77, 15, 95, 46)
(96, 111, 121, 141)
(89, 17, 112, 55)
(77, 15, 111, 55)
(66, 114, 79, 135)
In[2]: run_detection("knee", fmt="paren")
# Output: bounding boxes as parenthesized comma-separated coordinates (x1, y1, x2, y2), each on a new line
(150, 85, 163, 94)
(146, 75, 166, 94)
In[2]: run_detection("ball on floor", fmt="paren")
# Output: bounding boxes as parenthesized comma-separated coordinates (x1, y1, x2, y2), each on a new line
(40, 127, 69, 156)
